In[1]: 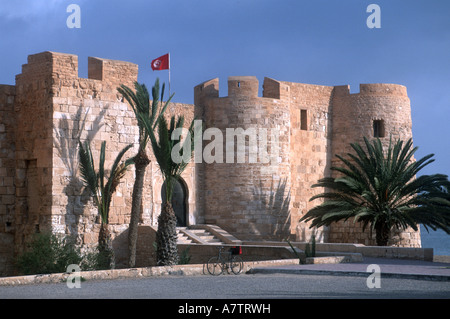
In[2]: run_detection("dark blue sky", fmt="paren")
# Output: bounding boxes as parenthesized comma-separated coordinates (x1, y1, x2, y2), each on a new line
(1, 0, 449, 177)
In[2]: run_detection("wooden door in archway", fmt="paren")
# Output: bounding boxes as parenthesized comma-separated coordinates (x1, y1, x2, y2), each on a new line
(161, 178, 187, 227)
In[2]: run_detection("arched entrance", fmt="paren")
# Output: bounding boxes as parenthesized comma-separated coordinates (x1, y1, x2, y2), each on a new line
(161, 178, 187, 227)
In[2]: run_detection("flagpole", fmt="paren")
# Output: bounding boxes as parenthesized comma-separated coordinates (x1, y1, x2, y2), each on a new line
(168, 52, 171, 96)
(151, 53, 171, 95)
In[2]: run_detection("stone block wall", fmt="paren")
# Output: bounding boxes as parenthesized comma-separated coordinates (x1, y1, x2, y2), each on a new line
(194, 76, 421, 247)
(0, 51, 423, 275)
(46, 52, 198, 265)
(48, 51, 139, 253)
(14, 52, 57, 256)
(195, 76, 292, 241)
(329, 83, 419, 247)
(332, 83, 412, 155)
(279, 80, 334, 242)
(0, 51, 199, 273)
(0, 85, 16, 276)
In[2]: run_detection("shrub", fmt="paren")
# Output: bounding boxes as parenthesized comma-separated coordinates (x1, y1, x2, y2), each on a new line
(16, 232, 82, 275)
(286, 240, 303, 264)
(178, 246, 191, 265)
(305, 234, 316, 258)
(15, 232, 108, 275)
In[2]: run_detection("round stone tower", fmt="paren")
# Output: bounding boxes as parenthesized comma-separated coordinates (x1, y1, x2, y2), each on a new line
(332, 83, 413, 155)
(194, 76, 292, 240)
(330, 83, 421, 247)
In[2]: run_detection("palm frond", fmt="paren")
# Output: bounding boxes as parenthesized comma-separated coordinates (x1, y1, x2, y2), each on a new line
(78, 140, 100, 206)
(105, 143, 134, 195)
(78, 139, 133, 225)
(143, 109, 196, 202)
(118, 79, 174, 153)
(300, 137, 450, 245)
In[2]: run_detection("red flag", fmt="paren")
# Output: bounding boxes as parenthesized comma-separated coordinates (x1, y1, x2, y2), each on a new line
(151, 53, 169, 71)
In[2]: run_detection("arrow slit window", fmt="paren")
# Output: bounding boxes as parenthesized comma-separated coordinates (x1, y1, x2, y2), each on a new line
(300, 109, 308, 131)
(373, 120, 385, 138)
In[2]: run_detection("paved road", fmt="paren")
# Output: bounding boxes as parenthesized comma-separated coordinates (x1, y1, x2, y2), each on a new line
(0, 272, 448, 299)
(250, 257, 450, 281)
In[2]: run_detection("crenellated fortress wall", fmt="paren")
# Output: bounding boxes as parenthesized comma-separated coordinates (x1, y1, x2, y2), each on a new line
(0, 51, 421, 275)
(194, 76, 418, 246)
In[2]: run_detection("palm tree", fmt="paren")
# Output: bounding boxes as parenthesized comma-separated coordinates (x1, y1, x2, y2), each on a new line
(140, 111, 196, 266)
(117, 79, 172, 268)
(78, 140, 133, 268)
(300, 137, 450, 246)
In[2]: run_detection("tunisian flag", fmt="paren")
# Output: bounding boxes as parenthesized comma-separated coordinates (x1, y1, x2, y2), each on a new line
(151, 53, 170, 71)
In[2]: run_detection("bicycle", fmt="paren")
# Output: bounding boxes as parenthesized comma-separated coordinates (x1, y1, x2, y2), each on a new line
(206, 246, 244, 275)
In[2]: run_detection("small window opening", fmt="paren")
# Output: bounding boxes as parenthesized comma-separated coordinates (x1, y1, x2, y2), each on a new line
(373, 120, 385, 138)
(237, 82, 241, 88)
(300, 109, 308, 130)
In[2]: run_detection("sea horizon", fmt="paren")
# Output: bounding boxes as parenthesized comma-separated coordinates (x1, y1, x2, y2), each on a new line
(420, 224, 450, 256)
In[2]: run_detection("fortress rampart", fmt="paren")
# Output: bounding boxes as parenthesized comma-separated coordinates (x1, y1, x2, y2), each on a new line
(193, 76, 418, 246)
(0, 52, 196, 274)
(195, 76, 292, 240)
(329, 83, 417, 245)
(332, 83, 412, 156)
(0, 51, 421, 276)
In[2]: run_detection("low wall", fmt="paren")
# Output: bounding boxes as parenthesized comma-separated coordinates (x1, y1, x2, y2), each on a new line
(243, 241, 434, 261)
(133, 226, 433, 268)
(136, 242, 298, 268)
(312, 243, 432, 261)
(134, 226, 298, 267)
(0, 259, 301, 286)
(178, 244, 297, 265)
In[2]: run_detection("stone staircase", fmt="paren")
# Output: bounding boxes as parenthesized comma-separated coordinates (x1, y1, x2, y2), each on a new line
(176, 228, 195, 245)
(189, 228, 223, 244)
(176, 225, 241, 245)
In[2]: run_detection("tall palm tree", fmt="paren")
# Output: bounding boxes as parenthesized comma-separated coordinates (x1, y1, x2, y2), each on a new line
(117, 79, 173, 267)
(300, 137, 450, 246)
(140, 111, 196, 266)
(78, 140, 133, 268)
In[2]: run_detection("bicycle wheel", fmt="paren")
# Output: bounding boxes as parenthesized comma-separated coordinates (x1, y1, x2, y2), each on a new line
(230, 256, 243, 275)
(206, 256, 223, 275)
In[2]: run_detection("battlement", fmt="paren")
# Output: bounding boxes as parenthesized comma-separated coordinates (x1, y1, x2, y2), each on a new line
(262, 77, 291, 99)
(227, 76, 259, 98)
(87, 56, 138, 82)
(16, 51, 138, 86)
(195, 76, 409, 103)
(334, 83, 408, 97)
(194, 78, 219, 105)
(194, 76, 292, 103)
(194, 76, 265, 105)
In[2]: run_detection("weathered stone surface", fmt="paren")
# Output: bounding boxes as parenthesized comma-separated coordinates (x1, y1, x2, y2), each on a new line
(0, 51, 421, 276)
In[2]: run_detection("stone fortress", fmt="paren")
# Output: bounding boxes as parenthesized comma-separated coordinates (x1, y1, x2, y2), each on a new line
(0, 51, 421, 275)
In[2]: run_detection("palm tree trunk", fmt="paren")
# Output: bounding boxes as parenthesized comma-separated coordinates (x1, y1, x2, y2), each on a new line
(156, 202, 179, 266)
(99, 222, 115, 269)
(375, 221, 390, 246)
(128, 150, 150, 267)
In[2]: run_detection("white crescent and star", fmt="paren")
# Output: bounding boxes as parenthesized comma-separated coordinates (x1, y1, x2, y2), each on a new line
(153, 59, 161, 69)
